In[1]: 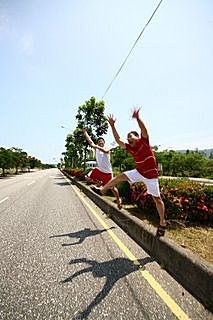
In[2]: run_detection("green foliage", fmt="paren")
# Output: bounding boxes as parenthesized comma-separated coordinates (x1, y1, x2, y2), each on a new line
(111, 147, 135, 172)
(155, 149, 213, 178)
(111, 147, 126, 171)
(64, 96, 108, 169)
(75, 96, 108, 137)
(11, 147, 29, 173)
(0, 148, 13, 175)
(117, 181, 131, 203)
(63, 133, 80, 168)
(205, 159, 213, 178)
(0, 146, 44, 175)
(28, 156, 42, 169)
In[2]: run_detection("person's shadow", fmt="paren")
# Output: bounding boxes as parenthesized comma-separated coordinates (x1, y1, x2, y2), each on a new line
(49, 227, 115, 246)
(61, 256, 154, 319)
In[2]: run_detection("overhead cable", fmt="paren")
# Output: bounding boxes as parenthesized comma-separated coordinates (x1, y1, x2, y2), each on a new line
(101, 0, 163, 99)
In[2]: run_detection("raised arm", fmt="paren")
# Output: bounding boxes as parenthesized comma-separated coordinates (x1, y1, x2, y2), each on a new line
(82, 128, 96, 148)
(132, 108, 148, 139)
(82, 128, 109, 153)
(107, 114, 126, 149)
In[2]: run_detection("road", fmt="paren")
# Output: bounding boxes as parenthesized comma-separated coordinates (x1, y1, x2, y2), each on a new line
(0, 168, 212, 320)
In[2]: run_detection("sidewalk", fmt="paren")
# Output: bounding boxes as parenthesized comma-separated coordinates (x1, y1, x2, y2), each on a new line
(63, 171, 213, 312)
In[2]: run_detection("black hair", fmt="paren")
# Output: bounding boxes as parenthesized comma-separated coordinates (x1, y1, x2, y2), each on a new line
(128, 131, 139, 137)
(97, 137, 105, 143)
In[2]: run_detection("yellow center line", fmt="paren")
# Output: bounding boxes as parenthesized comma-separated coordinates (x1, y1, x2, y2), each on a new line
(70, 182, 191, 320)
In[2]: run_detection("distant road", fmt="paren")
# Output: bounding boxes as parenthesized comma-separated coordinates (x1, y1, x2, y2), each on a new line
(0, 169, 211, 320)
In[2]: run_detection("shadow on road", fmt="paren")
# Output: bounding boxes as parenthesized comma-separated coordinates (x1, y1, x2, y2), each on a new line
(49, 227, 116, 246)
(54, 181, 71, 186)
(0, 173, 19, 179)
(61, 256, 154, 319)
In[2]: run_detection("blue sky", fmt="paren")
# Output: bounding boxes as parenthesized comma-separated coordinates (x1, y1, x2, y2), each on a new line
(0, 0, 212, 164)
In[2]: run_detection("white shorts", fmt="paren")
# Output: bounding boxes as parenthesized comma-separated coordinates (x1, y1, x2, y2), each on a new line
(124, 169, 160, 197)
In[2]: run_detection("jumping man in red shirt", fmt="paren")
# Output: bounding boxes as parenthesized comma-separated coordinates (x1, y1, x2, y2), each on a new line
(91, 108, 166, 236)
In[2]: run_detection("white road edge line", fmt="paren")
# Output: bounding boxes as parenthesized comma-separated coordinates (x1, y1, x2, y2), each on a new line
(27, 180, 35, 186)
(0, 197, 9, 204)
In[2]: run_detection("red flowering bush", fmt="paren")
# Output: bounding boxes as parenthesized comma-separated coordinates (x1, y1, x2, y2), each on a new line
(130, 178, 213, 224)
(63, 168, 85, 180)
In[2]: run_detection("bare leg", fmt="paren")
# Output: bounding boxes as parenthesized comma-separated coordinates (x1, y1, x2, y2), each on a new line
(101, 173, 129, 193)
(111, 186, 122, 209)
(152, 196, 166, 225)
(91, 173, 128, 209)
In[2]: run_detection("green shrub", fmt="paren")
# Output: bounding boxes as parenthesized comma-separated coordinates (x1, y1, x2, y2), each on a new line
(117, 181, 131, 203)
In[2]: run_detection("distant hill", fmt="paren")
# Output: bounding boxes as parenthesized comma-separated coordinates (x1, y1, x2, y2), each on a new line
(176, 148, 213, 158)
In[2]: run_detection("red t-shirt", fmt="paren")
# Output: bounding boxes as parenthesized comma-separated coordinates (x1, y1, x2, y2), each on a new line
(125, 136, 158, 179)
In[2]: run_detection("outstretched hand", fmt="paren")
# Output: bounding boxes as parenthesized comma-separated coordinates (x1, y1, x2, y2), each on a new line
(132, 108, 141, 119)
(107, 114, 116, 126)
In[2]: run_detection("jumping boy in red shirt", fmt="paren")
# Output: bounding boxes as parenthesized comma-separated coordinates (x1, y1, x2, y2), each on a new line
(82, 128, 122, 209)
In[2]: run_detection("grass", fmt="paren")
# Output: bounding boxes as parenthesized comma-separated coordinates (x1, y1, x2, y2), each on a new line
(106, 196, 213, 264)
(167, 224, 213, 263)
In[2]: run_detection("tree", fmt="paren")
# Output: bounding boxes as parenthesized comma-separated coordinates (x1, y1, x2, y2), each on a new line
(75, 96, 108, 169)
(64, 132, 82, 168)
(28, 156, 42, 169)
(155, 150, 176, 176)
(11, 147, 29, 174)
(155, 149, 209, 177)
(205, 159, 213, 178)
(182, 151, 206, 177)
(111, 146, 133, 171)
(76, 96, 108, 135)
(0, 148, 13, 176)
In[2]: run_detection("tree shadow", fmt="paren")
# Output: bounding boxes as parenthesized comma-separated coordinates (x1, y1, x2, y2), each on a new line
(49, 227, 115, 246)
(0, 173, 18, 179)
(61, 256, 154, 319)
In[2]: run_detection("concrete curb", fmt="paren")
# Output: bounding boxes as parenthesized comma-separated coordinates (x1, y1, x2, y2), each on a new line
(63, 172, 213, 312)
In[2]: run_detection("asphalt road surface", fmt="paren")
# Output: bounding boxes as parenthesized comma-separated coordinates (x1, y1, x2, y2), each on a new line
(0, 168, 212, 320)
